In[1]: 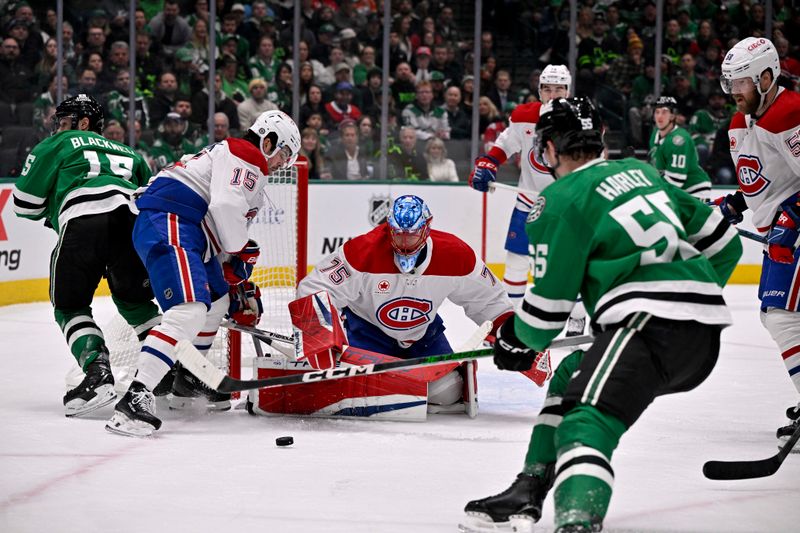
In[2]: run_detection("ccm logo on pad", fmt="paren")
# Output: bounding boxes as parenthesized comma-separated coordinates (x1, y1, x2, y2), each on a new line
(376, 298, 433, 330)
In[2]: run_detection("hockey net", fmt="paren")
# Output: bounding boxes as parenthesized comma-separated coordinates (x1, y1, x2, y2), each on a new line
(69, 159, 308, 392)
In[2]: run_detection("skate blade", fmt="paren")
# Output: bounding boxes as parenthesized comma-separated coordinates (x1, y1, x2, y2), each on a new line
(459, 513, 513, 532)
(105, 412, 156, 438)
(509, 515, 536, 533)
(65, 385, 117, 418)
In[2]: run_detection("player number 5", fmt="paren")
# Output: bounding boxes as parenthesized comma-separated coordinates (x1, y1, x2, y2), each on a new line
(609, 191, 684, 266)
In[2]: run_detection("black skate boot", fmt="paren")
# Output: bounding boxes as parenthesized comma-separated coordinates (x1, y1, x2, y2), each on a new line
(106, 381, 162, 437)
(461, 464, 554, 531)
(152, 365, 176, 397)
(169, 362, 231, 411)
(64, 348, 117, 417)
(785, 402, 800, 422)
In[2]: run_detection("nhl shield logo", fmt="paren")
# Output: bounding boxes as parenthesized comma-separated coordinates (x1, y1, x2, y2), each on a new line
(736, 155, 770, 196)
(368, 195, 391, 226)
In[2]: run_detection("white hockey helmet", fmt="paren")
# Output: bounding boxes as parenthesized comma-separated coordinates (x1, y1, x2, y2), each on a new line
(249, 110, 301, 167)
(720, 37, 780, 98)
(539, 64, 572, 93)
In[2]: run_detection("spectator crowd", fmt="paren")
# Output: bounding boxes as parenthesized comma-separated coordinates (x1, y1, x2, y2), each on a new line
(1, 0, 799, 184)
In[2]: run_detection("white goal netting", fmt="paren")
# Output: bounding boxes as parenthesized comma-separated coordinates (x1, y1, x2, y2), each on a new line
(66, 160, 308, 392)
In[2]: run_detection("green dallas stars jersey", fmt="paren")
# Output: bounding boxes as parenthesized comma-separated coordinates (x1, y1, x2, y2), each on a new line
(517, 157, 742, 351)
(13, 130, 151, 233)
(648, 125, 711, 199)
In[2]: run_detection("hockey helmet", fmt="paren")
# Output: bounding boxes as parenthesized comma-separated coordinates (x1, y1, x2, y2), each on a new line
(53, 93, 104, 134)
(536, 97, 604, 172)
(539, 64, 572, 96)
(387, 195, 433, 273)
(720, 37, 780, 98)
(249, 110, 301, 168)
(654, 95, 678, 113)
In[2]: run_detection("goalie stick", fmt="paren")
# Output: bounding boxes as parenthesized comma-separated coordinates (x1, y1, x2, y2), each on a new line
(702, 423, 800, 480)
(176, 334, 594, 394)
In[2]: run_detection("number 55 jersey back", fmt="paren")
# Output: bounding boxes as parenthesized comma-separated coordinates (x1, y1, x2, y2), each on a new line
(517, 157, 743, 351)
(13, 130, 151, 233)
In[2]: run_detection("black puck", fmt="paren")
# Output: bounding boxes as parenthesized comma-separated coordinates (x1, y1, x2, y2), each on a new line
(275, 436, 294, 446)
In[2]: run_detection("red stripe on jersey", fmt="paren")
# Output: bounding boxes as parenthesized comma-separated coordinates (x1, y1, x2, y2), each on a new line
(518, 193, 536, 206)
(757, 224, 772, 233)
(509, 101, 541, 125)
(197, 331, 217, 337)
(226, 138, 269, 175)
(202, 219, 221, 256)
(149, 329, 178, 346)
(422, 230, 477, 276)
(503, 278, 528, 286)
(783, 345, 800, 360)
(755, 90, 800, 134)
(730, 112, 747, 130)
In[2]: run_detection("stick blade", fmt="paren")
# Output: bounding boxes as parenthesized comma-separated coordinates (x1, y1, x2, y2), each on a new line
(175, 340, 226, 390)
(702, 458, 780, 480)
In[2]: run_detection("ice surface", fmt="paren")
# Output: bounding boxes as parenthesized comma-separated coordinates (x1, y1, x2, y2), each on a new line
(1, 286, 798, 532)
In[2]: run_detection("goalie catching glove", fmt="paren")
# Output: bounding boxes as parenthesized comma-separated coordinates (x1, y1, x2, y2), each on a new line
(223, 239, 260, 285)
(227, 281, 263, 327)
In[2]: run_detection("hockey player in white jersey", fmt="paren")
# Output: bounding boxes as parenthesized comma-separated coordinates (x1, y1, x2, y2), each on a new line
(297, 195, 515, 410)
(106, 110, 301, 437)
(468, 64, 586, 335)
(713, 36, 800, 445)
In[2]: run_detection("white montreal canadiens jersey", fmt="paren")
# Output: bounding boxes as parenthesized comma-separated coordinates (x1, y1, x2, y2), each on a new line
(155, 138, 270, 256)
(492, 102, 555, 211)
(298, 224, 513, 347)
(728, 88, 800, 233)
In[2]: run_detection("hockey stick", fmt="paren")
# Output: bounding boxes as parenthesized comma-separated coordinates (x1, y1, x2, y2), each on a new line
(176, 334, 594, 394)
(488, 182, 540, 197)
(736, 228, 767, 245)
(702, 423, 800, 480)
(220, 320, 296, 357)
(457, 320, 494, 352)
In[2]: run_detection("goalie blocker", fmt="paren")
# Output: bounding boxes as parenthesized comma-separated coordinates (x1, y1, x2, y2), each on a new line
(250, 291, 486, 420)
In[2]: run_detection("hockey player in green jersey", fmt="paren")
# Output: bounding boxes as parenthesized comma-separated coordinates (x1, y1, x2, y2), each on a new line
(462, 98, 742, 533)
(649, 96, 712, 200)
(12, 94, 160, 418)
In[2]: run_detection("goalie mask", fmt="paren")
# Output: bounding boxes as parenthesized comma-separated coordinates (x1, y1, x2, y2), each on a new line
(387, 195, 433, 273)
(52, 93, 104, 134)
(249, 110, 301, 169)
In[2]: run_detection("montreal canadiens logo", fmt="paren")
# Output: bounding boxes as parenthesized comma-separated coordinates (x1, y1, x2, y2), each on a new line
(736, 155, 770, 196)
(376, 297, 433, 330)
(527, 146, 549, 173)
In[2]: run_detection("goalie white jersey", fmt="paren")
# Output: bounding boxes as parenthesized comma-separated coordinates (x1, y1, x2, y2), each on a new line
(490, 102, 555, 211)
(728, 88, 800, 233)
(298, 224, 513, 348)
(137, 138, 271, 257)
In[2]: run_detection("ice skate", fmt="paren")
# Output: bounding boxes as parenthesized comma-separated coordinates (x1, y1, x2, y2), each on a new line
(64, 349, 117, 417)
(106, 381, 161, 437)
(169, 362, 231, 411)
(461, 467, 553, 533)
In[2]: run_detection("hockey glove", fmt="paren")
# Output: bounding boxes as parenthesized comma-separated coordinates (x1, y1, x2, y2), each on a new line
(767, 211, 800, 264)
(223, 239, 260, 285)
(227, 282, 263, 327)
(468, 155, 500, 192)
(710, 191, 747, 225)
(493, 319, 538, 372)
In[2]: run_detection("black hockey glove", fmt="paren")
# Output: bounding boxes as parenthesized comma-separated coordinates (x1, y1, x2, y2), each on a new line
(493, 319, 537, 371)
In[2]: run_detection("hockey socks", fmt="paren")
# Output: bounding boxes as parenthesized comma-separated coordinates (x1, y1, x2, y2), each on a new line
(524, 351, 584, 473)
(553, 405, 627, 531)
(55, 307, 106, 369)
